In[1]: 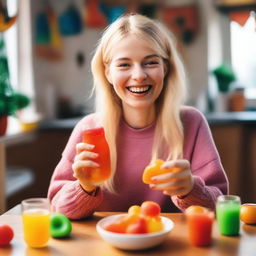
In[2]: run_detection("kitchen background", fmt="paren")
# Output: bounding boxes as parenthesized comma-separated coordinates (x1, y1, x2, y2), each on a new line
(1, 0, 256, 213)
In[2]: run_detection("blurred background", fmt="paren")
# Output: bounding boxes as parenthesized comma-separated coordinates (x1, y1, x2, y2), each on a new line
(1, 0, 256, 213)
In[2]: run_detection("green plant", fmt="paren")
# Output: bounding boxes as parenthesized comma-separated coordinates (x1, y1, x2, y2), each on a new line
(0, 37, 30, 116)
(212, 64, 236, 93)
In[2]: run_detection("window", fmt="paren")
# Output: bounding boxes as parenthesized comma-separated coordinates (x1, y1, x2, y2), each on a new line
(4, 0, 37, 133)
(3, 0, 18, 90)
(4, 0, 34, 97)
(230, 11, 256, 89)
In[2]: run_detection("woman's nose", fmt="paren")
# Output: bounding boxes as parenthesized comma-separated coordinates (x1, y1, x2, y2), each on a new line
(131, 65, 147, 82)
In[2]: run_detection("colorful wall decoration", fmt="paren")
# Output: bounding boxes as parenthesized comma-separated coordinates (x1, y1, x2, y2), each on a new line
(161, 5, 200, 45)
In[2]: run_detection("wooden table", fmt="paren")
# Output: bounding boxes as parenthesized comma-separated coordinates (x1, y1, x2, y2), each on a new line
(0, 210, 256, 256)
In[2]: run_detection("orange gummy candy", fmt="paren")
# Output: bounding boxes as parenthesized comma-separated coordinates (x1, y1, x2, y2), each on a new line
(103, 214, 139, 233)
(147, 216, 164, 233)
(142, 159, 180, 184)
(104, 201, 164, 234)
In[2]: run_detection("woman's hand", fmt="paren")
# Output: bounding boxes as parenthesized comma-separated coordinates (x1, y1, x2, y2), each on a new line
(72, 142, 99, 192)
(149, 159, 194, 197)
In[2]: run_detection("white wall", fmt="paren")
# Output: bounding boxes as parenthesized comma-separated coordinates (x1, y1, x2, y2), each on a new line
(31, 0, 102, 119)
(31, 0, 225, 119)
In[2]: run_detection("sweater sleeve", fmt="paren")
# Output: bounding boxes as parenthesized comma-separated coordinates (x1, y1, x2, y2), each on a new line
(171, 107, 229, 211)
(47, 115, 103, 219)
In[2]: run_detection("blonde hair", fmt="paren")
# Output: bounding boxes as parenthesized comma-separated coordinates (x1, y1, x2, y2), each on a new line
(91, 13, 187, 192)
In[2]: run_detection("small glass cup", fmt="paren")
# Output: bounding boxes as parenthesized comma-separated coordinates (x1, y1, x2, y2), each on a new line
(185, 208, 214, 246)
(21, 198, 50, 248)
(216, 195, 241, 236)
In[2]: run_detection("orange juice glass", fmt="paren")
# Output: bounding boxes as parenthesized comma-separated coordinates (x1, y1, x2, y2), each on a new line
(83, 127, 111, 183)
(21, 198, 50, 248)
(186, 208, 214, 246)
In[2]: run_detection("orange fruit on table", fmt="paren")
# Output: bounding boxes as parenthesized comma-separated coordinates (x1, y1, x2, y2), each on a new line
(185, 205, 209, 215)
(240, 203, 256, 225)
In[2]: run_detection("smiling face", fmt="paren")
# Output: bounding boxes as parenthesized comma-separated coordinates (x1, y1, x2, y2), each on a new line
(105, 34, 166, 126)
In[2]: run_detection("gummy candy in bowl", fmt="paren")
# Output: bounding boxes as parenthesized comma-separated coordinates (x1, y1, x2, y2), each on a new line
(96, 214, 174, 250)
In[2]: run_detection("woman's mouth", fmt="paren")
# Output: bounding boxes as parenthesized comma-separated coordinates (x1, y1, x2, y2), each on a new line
(126, 85, 152, 94)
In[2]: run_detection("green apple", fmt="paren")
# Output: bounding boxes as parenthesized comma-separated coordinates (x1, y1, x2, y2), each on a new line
(50, 213, 72, 238)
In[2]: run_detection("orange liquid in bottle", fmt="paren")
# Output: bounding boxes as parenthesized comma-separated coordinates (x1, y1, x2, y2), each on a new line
(83, 127, 111, 183)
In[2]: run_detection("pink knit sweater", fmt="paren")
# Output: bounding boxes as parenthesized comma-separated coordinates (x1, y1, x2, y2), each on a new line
(48, 106, 228, 219)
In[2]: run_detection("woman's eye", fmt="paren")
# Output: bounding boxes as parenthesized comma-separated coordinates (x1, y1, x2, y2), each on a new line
(118, 63, 130, 67)
(145, 61, 159, 66)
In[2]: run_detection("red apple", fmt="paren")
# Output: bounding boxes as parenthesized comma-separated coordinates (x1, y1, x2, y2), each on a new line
(0, 225, 14, 246)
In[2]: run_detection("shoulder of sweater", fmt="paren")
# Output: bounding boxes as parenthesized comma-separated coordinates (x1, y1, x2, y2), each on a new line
(75, 113, 102, 130)
(180, 106, 206, 123)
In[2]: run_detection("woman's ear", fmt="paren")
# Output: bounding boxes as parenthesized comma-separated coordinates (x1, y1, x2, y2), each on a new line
(104, 64, 112, 84)
(164, 60, 170, 76)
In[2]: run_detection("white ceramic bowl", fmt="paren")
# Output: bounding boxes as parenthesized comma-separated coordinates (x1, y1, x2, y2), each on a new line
(96, 214, 174, 250)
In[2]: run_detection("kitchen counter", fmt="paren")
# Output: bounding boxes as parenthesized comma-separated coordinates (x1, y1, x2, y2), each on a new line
(206, 111, 256, 125)
(39, 116, 82, 130)
(39, 111, 256, 130)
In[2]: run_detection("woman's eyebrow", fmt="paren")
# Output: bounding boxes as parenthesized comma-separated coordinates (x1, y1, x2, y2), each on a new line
(144, 54, 160, 59)
(114, 57, 130, 61)
(114, 54, 160, 61)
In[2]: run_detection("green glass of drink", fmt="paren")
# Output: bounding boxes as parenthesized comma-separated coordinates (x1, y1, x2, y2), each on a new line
(216, 195, 241, 236)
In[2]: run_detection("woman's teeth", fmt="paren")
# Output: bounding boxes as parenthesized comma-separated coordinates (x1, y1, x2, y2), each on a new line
(127, 86, 151, 94)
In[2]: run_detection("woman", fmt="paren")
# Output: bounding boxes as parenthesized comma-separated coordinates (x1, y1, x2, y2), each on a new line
(48, 13, 228, 219)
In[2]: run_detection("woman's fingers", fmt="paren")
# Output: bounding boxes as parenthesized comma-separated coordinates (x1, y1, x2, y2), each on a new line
(163, 186, 192, 197)
(161, 159, 190, 169)
(72, 160, 100, 190)
(76, 142, 95, 154)
(74, 151, 98, 161)
(149, 159, 194, 197)
(72, 160, 99, 172)
(151, 169, 190, 182)
(150, 176, 190, 191)
(73, 143, 101, 190)
(73, 160, 99, 180)
(151, 178, 193, 197)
